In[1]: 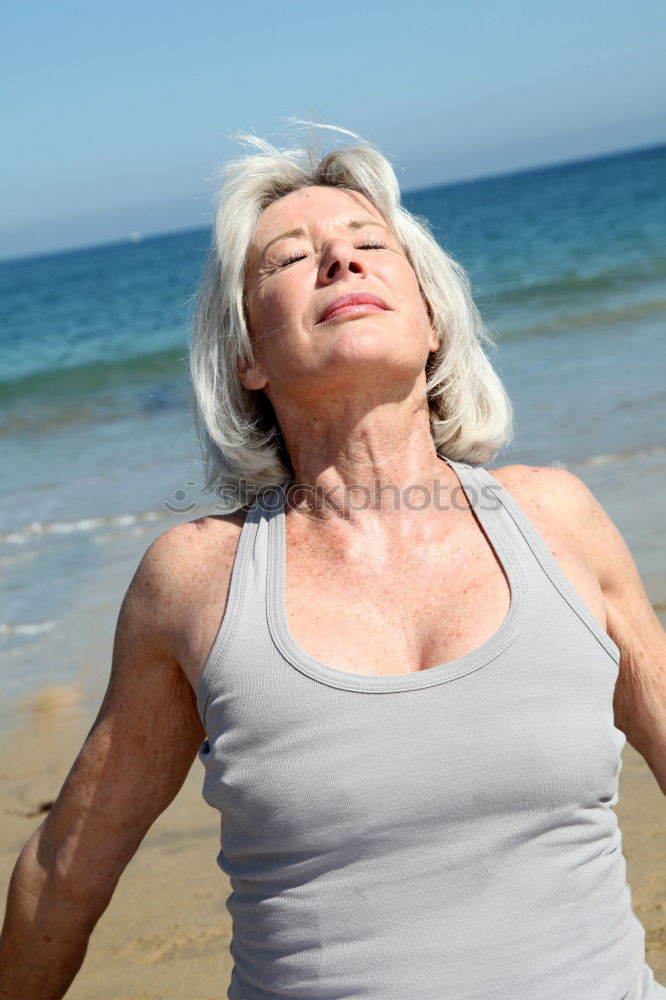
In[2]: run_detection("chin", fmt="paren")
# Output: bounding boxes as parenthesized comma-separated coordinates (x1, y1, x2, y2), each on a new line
(325, 337, 427, 381)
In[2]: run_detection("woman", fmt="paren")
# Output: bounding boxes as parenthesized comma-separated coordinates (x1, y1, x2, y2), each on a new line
(1, 131, 665, 999)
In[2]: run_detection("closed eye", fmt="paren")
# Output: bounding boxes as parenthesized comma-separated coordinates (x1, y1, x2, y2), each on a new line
(278, 250, 309, 268)
(277, 241, 388, 269)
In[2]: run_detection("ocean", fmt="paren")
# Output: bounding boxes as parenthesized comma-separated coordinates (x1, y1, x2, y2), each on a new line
(1, 143, 665, 709)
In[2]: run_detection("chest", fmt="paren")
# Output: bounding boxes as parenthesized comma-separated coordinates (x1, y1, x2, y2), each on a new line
(182, 496, 606, 691)
(280, 512, 603, 678)
(200, 618, 623, 857)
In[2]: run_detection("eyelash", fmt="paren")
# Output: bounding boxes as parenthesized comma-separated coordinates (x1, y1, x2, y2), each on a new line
(278, 241, 388, 268)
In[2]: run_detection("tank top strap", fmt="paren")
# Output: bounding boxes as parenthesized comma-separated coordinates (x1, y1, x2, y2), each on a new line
(440, 457, 515, 543)
(440, 455, 529, 605)
(452, 459, 621, 665)
(196, 482, 288, 721)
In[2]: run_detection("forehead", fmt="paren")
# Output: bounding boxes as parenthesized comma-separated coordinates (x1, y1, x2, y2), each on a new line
(252, 186, 388, 246)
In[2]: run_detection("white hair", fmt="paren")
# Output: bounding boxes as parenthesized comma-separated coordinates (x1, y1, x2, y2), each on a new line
(190, 125, 513, 505)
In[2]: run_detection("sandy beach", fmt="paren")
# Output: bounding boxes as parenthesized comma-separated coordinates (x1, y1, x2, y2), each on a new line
(1, 454, 665, 997)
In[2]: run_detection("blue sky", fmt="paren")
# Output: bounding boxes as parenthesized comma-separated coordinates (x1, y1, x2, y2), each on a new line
(2, 0, 664, 259)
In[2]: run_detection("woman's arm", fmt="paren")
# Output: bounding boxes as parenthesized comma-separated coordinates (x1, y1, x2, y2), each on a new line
(576, 478, 666, 795)
(504, 465, 666, 795)
(0, 528, 205, 999)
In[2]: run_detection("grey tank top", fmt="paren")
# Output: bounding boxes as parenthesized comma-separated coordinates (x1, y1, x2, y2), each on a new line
(197, 456, 664, 1000)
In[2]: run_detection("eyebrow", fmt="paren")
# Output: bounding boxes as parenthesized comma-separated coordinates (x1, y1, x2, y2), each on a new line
(259, 219, 389, 261)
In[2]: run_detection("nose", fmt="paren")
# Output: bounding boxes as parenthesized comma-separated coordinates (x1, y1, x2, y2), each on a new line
(317, 239, 366, 284)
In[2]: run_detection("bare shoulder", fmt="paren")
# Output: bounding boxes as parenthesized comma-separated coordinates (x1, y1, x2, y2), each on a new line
(490, 464, 666, 788)
(487, 463, 613, 626)
(486, 462, 604, 547)
(136, 509, 248, 599)
(130, 510, 249, 690)
(489, 462, 594, 520)
(488, 462, 634, 597)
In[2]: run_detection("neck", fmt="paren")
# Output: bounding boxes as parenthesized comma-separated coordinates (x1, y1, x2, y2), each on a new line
(272, 383, 454, 526)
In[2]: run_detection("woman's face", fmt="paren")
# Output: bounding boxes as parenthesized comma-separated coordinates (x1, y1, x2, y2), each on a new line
(241, 185, 438, 398)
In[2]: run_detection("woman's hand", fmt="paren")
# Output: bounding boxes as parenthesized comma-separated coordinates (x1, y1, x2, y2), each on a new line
(0, 528, 205, 999)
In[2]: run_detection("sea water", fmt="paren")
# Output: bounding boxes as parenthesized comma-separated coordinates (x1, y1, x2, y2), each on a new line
(1, 143, 664, 704)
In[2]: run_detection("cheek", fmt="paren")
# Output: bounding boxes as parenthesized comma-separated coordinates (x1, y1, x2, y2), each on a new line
(247, 283, 303, 364)
(247, 289, 280, 346)
(257, 276, 298, 324)
(391, 265, 431, 324)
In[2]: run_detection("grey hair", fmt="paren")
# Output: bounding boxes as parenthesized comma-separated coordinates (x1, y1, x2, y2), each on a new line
(190, 126, 513, 505)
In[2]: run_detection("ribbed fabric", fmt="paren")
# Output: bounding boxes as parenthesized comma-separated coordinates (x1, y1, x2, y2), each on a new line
(197, 456, 664, 1000)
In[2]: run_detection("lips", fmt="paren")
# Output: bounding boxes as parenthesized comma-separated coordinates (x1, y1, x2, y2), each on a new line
(317, 293, 390, 325)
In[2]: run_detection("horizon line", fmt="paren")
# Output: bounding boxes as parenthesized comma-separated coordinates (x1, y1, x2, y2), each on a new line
(2, 138, 664, 267)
